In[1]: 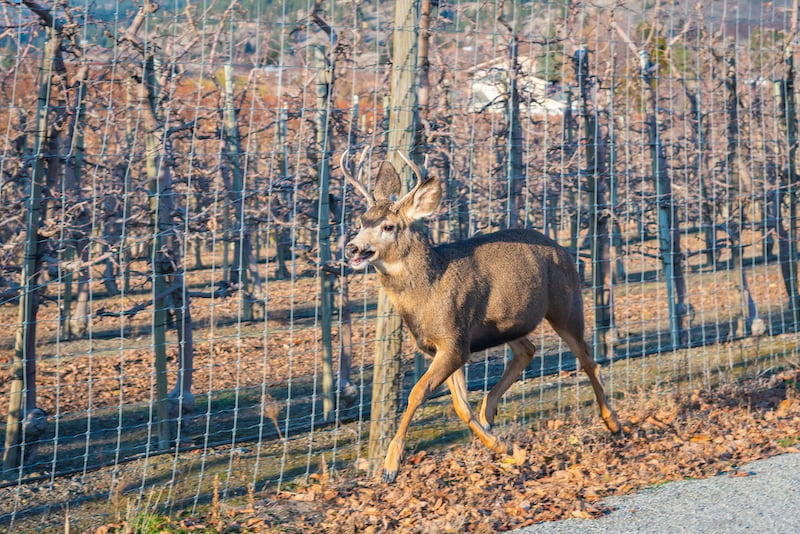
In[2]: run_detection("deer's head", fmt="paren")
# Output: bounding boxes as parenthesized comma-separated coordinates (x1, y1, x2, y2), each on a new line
(343, 150, 442, 275)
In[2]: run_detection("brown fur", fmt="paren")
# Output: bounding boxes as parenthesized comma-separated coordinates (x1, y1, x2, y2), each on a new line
(344, 156, 621, 483)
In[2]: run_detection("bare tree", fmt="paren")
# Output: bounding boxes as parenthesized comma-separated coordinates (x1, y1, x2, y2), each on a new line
(220, 64, 263, 321)
(613, 20, 689, 347)
(712, 41, 763, 337)
(773, 9, 800, 324)
(116, 0, 200, 447)
(3, 0, 89, 473)
(2, 22, 56, 476)
(573, 45, 616, 359)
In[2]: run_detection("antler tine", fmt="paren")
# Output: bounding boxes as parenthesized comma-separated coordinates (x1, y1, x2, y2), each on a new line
(395, 150, 424, 187)
(341, 146, 373, 206)
(394, 150, 429, 207)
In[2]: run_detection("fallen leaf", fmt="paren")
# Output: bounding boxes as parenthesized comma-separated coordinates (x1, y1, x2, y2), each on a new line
(512, 444, 527, 466)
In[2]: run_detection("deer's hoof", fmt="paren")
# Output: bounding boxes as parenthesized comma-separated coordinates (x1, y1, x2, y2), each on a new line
(484, 435, 510, 456)
(382, 468, 399, 484)
(605, 415, 623, 436)
(609, 424, 626, 439)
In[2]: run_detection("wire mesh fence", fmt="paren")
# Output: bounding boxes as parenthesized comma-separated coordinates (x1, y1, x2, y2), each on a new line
(1, 0, 799, 530)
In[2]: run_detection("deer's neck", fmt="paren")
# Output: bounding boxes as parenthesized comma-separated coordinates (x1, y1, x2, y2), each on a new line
(375, 233, 439, 295)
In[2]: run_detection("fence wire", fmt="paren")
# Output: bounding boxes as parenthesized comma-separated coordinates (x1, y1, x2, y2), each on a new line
(1, 0, 799, 530)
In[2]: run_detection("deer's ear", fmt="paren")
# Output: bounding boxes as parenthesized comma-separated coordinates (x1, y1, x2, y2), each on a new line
(401, 177, 442, 221)
(374, 161, 402, 201)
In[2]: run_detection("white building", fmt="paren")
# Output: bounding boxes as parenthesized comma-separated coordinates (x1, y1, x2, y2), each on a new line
(468, 56, 569, 116)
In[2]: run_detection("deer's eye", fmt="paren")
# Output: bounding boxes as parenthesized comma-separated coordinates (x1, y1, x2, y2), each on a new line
(382, 223, 395, 233)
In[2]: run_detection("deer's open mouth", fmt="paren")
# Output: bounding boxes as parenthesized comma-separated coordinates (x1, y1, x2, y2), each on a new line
(349, 250, 375, 268)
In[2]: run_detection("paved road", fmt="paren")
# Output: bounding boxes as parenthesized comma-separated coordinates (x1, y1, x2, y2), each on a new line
(510, 453, 800, 534)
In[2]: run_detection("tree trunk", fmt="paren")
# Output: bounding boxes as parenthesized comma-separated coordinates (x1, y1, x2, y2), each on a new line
(61, 60, 91, 338)
(562, 89, 581, 264)
(273, 108, 291, 280)
(683, 76, 716, 267)
(139, 51, 195, 449)
(722, 45, 761, 337)
(141, 54, 172, 451)
(574, 46, 615, 359)
(774, 48, 799, 322)
(608, 114, 626, 282)
(334, 95, 362, 404)
(3, 27, 58, 475)
(222, 64, 262, 320)
(169, 275, 194, 445)
(312, 42, 337, 421)
(69, 253, 91, 338)
(641, 51, 688, 347)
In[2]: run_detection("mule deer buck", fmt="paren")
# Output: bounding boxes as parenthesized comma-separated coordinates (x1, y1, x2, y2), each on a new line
(343, 150, 621, 483)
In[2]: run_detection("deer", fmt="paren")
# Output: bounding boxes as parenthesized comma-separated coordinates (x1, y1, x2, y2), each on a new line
(342, 149, 621, 483)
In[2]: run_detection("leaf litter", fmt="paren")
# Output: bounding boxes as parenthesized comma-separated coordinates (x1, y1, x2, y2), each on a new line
(97, 368, 800, 533)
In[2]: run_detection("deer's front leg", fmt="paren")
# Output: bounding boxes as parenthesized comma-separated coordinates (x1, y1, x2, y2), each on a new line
(382, 347, 464, 483)
(446, 368, 510, 455)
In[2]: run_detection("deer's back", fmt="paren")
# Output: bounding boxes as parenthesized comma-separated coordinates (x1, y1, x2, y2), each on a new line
(411, 228, 582, 354)
(435, 228, 576, 284)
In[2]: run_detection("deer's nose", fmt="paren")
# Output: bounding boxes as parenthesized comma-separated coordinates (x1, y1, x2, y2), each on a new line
(344, 242, 360, 259)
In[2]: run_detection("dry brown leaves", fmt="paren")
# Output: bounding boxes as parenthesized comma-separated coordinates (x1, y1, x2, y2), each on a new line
(101, 369, 800, 534)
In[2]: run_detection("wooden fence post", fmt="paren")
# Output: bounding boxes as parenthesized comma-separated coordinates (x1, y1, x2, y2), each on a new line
(368, 0, 419, 473)
(499, 3, 524, 229)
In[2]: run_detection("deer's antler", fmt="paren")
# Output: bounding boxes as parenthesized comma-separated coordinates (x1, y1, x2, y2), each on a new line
(341, 146, 372, 206)
(395, 150, 429, 207)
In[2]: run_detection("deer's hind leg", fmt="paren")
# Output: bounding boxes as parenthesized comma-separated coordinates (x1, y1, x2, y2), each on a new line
(478, 337, 536, 430)
(548, 318, 621, 434)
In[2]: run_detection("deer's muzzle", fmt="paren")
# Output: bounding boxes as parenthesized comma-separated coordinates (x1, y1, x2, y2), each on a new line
(345, 241, 374, 270)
